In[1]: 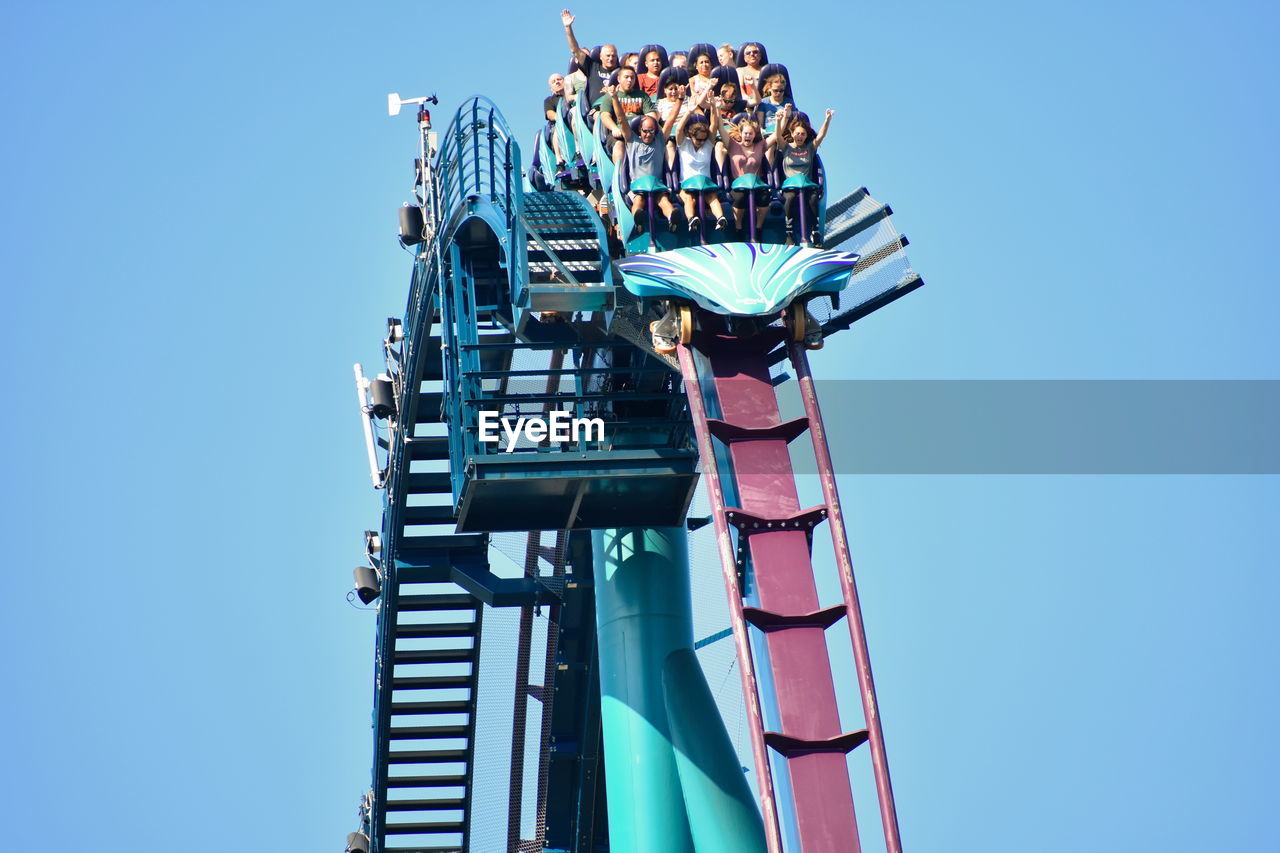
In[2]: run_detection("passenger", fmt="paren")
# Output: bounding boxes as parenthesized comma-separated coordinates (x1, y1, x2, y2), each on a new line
(597, 67, 657, 143)
(637, 47, 666, 97)
(717, 43, 737, 69)
(687, 44, 718, 102)
(655, 69, 692, 168)
(655, 73, 691, 129)
(719, 117, 775, 235)
(773, 104, 834, 247)
(564, 58, 587, 105)
(673, 91, 729, 232)
(613, 108, 679, 237)
(560, 10, 620, 115)
(622, 52, 641, 72)
(711, 79, 745, 123)
(755, 72, 792, 134)
(735, 42, 769, 102)
(544, 73, 568, 170)
(669, 51, 688, 69)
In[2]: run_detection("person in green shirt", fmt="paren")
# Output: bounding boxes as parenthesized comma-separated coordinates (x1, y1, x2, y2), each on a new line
(595, 66, 657, 141)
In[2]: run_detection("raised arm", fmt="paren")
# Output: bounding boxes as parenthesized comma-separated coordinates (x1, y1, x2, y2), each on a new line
(560, 9, 588, 65)
(772, 103, 793, 147)
(661, 93, 683, 139)
(813, 109, 835, 148)
(611, 88, 633, 142)
(673, 97, 694, 145)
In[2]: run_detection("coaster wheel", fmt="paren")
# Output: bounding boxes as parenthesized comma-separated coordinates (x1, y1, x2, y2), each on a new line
(786, 303, 806, 343)
(678, 304, 695, 344)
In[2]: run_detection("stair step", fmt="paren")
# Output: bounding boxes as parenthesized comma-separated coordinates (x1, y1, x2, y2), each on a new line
(407, 436, 450, 460)
(384, 819, 467, 833)
(391, 699, 473, 714)
(405, 472, 452, 493)
(384, 796, 467, 810)
(394, 648, 476, 666)
(397, 594, 478, 612)
(414, 391, 445, 423)
(402, 505, 457, 525)
(526, 248, 601, 262)
(392, 675, 475, 690)
(395, 621, 479, 639)
(385, 774, 469, 788)
(386, 748, 469, 763)
(388, 724, 470, 739)
(421, 337, 445, 380)
(523, 228, 596, 241)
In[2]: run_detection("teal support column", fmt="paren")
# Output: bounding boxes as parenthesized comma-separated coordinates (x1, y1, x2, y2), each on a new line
(592, 526, 766, 853)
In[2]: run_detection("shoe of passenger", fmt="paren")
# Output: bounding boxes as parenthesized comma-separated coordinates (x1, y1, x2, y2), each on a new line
(715, 216, 728, 231)
(688, 216, 701, 233)
(629, 211, 648, 241)
(784, 234, 796, 247)
(667, 216, 680, 232)
(809, 230, 824, 249)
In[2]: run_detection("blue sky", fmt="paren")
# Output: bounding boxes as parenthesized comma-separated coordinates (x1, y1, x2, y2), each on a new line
(2, 1, 1277, 851)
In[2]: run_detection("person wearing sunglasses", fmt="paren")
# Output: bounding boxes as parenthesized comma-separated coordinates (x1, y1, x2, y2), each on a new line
(673, 89, 729, 234)
(613, 98, 680, 237)
(735, 42, 768, 102)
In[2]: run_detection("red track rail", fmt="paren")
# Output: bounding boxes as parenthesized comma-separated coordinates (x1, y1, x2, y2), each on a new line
(677, 327, 903, 853)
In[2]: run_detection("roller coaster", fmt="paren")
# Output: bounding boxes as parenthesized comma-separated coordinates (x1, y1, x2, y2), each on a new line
(344, 85, 923, 853)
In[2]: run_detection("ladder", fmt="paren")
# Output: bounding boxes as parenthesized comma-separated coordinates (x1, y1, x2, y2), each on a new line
(371, 534, 488, 853)
(677, 326, 903, 853)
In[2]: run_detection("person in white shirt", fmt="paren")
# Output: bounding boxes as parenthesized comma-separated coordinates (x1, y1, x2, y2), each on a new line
(673, 89, 728, 233)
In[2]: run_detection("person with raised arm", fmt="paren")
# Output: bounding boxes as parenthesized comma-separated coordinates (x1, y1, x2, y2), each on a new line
(560, 9, 619, 117)
(719, 116, 775, 236)
(674, 88, 729, 233)
(596, 66, 657, 142)
(613, 88, 680, 237)
(772, 103, 833, 247)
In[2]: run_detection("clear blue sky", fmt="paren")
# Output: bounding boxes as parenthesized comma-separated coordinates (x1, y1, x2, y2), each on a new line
(2, 1, 1277, 851)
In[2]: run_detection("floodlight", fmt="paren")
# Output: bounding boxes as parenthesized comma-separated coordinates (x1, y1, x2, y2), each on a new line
(353, 566, 381, 604)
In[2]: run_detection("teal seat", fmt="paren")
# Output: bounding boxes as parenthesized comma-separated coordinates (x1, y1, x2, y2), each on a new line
(680, 174, 717, 192)
(731, 174, 767, 191)
(630, 175, 668, 194)
(782, 173, 818, 191)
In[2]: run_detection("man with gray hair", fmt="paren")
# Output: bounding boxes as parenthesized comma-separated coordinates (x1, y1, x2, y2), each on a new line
(560, 10, 618, 117)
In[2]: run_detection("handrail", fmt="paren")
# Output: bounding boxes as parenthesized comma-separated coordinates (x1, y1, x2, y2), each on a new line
(434, 95, 523, 243)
